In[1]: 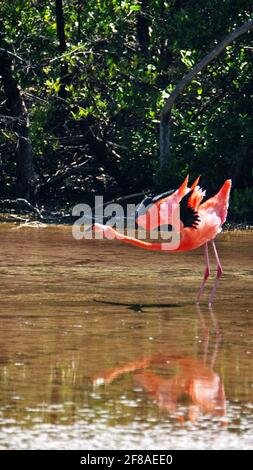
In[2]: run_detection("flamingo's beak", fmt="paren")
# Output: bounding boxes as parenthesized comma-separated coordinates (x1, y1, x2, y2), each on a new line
(85, 224, 94, 232)
(86, 223, 107, 234)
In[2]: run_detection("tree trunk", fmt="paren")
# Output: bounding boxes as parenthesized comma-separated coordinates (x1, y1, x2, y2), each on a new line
(77, 0, 82, 43)
(79, 118, 129, 191)
(136, 0, 150, 57)
(0, 49, 35, 201)
(159, 111, 171, 170)
(160, 18, 253, 168)
(55, 0, 69, 99)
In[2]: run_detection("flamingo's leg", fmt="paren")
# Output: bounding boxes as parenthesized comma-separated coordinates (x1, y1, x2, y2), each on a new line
(208, 305, 222, 368)
(196, 304, 209, 364)
(208, 240, 223, 306)
(196, 243, 210, 304)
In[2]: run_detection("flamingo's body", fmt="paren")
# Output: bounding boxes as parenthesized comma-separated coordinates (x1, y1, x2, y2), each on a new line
(134, 360, 225, 420)
(92, 354, 226, 422)
(91, 176, 232, 304)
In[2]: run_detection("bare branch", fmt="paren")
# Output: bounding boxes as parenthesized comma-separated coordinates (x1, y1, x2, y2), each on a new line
(162, 19, 253, 118)
(39, 159, 92, 188)
(160, 18, 253, 167)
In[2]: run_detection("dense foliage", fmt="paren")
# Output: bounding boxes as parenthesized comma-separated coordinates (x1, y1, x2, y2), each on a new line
(0, 1, 252, 220)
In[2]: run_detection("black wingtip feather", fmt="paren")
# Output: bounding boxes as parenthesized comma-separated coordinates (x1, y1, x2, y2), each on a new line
(180, 191, 200, 229)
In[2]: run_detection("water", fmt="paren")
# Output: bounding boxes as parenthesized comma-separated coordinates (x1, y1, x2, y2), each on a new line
(0, 224, 252, 449)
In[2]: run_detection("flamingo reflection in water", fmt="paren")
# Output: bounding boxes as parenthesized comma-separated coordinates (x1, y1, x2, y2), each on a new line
(92, 308, 226, 423)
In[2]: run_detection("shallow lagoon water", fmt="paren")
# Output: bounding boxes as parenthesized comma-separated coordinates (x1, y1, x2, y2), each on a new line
(0, 224, 252, 449)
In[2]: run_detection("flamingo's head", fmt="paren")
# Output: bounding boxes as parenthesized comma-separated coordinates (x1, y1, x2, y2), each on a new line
(86, 223, 116, 239)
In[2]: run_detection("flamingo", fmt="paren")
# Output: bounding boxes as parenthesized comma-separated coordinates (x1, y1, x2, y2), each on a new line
(92, 308, 226, 423)
(93, 355, 226, 422)
(90, 176, 232, 304)
(92, 334, 226, 422)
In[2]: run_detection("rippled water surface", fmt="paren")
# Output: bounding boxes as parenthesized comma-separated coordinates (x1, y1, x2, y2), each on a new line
(0, 224, 252, 449)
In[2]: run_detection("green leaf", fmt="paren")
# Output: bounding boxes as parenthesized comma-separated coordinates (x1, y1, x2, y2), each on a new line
(130, 5, 141, 11)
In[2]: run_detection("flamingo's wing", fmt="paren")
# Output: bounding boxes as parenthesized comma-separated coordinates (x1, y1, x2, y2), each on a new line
(180, 190, 200, 229)
(135, 196, 153, 220)
(199, 180, 231, 225)
(151, 189, 176, 203)
(136, 188, 200, 230)
(135, 190, 175, 222)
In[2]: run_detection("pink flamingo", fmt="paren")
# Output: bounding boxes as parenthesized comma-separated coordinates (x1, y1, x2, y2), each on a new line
(90, 176, 232, 304)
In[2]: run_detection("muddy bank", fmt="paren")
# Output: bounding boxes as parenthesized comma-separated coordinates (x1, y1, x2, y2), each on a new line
(0, 198, 252, 230)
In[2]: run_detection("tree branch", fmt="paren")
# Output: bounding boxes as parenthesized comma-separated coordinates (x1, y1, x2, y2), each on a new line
(0, 48, 36, 200)
(55, 0, 69, 98)
(160, 18, 253, 167)
(39, 159, 92, 189)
